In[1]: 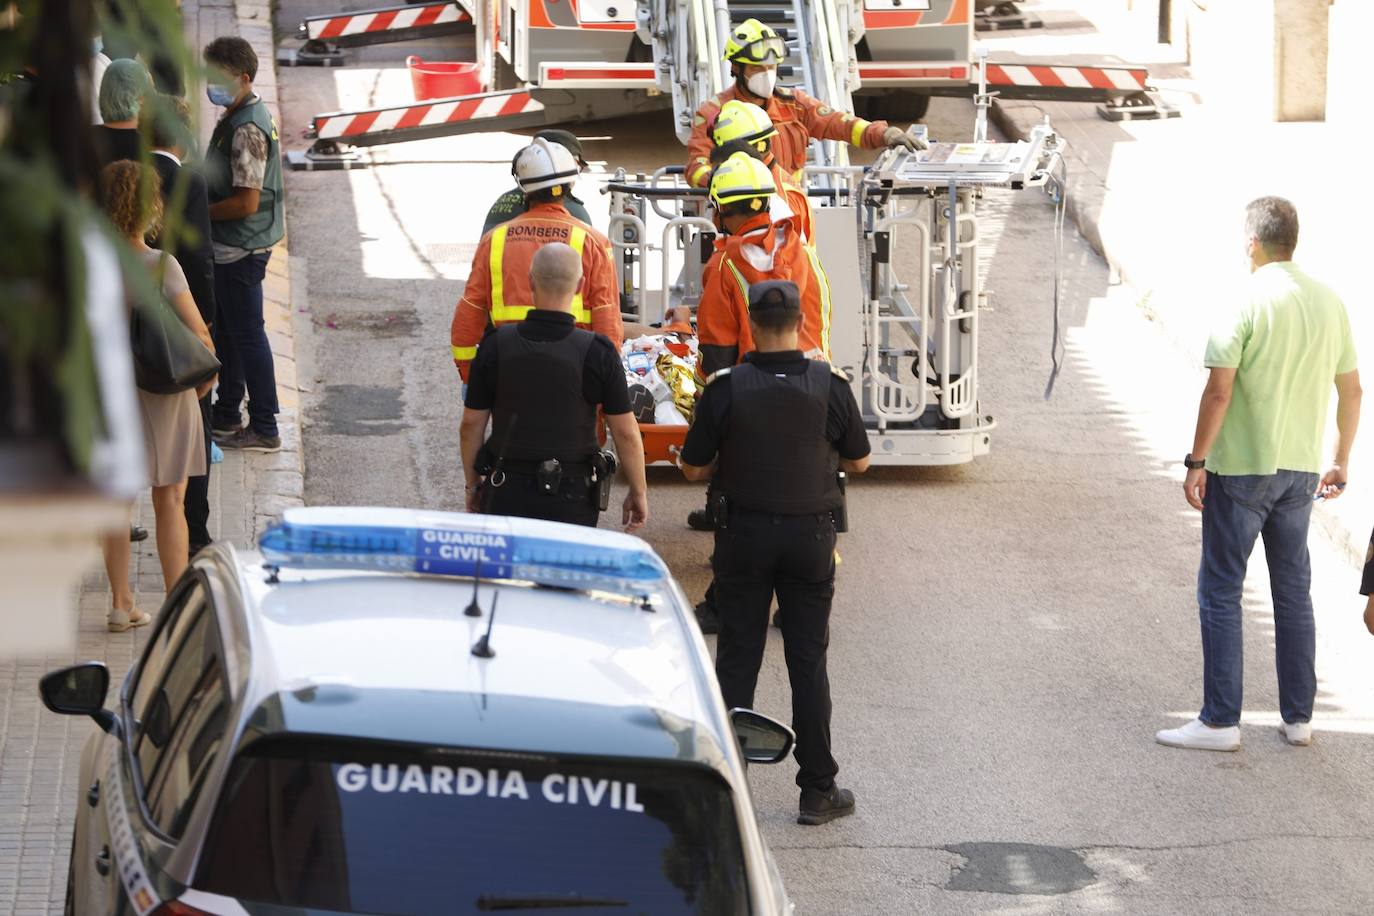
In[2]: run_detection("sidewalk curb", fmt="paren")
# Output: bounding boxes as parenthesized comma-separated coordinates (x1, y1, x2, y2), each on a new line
(990, 98, 1367, 571)
(990, 100, 1110, 276)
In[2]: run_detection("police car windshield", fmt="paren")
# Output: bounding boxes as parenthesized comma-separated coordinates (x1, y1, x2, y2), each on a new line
(195, 738, 751, 915)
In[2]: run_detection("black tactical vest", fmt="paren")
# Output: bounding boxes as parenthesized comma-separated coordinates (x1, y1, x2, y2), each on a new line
(490, 323, 599, 463)
(717, 361, 842, 513)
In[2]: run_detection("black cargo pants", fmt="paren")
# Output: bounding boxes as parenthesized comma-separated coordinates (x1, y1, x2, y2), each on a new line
(713, 509, 838, 793)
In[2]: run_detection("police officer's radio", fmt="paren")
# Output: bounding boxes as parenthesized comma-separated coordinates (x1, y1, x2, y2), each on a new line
(831, 471, 848, 534)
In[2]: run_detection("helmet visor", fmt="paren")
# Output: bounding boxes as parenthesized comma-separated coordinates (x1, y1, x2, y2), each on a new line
(734, 36, 785, 63)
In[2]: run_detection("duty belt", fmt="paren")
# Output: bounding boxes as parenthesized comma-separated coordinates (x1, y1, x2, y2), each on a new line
(491, 458, 593, 476)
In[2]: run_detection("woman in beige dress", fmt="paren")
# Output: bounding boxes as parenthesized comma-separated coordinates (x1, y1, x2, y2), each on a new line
(98, 160, 215, 631)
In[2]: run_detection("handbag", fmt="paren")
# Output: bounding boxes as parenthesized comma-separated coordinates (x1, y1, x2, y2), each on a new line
(129, 294, 221, 395)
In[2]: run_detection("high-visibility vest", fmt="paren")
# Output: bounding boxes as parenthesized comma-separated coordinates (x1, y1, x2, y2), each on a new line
(450, 224, 590, 364)
(489, 223, 589, 324)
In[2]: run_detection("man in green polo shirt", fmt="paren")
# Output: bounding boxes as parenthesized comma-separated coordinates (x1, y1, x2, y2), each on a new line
(1158, 196, 1361, 753)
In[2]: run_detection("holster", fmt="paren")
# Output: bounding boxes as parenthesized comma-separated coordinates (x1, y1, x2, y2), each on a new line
(475, 443, 496, 477)
(713, 491, 730, 530)
(591, 449, 618, 511)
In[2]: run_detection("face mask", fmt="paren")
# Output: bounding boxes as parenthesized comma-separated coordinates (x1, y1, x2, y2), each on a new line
(207, 84, 236, 107)
(745, 69, 776, 99)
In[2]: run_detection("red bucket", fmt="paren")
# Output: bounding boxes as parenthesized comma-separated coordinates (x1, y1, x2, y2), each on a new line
(406, 56, 482, 101)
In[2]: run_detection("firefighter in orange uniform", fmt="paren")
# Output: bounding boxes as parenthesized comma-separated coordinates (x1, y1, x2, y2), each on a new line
(686, 18, 923, 189)
(696, 152, 833, 380)
(451, 138, 622, 381)
(709, 99, 813, 244)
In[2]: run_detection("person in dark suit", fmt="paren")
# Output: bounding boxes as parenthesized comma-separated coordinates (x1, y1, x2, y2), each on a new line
(144, 93, 217, 556)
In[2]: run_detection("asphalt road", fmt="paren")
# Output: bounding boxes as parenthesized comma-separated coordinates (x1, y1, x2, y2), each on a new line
(275, 11, 1374, 912)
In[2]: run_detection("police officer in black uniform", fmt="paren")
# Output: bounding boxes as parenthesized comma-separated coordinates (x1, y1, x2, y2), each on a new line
(461, 243, 649, 530)
(677, 280, 871, 825)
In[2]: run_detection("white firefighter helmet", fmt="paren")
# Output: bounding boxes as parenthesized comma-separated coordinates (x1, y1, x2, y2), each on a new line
(512, 137, 581, 194)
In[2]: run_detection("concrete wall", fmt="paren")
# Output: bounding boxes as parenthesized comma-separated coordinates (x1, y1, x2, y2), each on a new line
(1326, 0, 1370, 128)
(1171, 0, 1333, 122)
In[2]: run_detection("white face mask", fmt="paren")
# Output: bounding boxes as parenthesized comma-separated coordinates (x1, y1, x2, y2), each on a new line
(745, 69, 776, 99)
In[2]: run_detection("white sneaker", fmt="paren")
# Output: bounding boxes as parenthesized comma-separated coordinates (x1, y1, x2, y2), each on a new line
(1155, 718, 1241, 752)
(1279, 721, 1312, 746)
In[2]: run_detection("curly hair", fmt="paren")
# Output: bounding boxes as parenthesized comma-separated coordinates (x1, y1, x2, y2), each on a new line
(204, 36, 258, 81)
(99, 160, 164, 239)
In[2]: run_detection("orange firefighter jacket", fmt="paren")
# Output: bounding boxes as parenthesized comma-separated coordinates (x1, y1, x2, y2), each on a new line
(687, 85, 890, 188)
(773, 164, 813, 244)
(695, 211, 834, 378)
(450, 201, 622, 381)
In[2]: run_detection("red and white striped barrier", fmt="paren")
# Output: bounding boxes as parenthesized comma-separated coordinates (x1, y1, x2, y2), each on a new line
(856, 60, 1148, 95)
(304, 1, 470, 42)
(981, 62, 1147, 93)
(312, 91, 545, 141)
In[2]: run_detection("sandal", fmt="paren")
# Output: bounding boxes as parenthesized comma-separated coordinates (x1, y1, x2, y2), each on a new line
(108, 605, 152, 633)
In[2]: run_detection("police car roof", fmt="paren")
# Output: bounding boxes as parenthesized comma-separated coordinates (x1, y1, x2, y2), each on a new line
(226, 508, 724, 763)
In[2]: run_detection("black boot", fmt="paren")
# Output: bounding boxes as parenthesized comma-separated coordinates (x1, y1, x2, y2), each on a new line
(798, 785, 856, 826)
(694, 598, 720, 635)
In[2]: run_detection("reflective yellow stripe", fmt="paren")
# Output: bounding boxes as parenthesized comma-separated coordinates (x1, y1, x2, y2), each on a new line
(452, 345, 477, 361)
(489, 225, 508, 318)
(490, 304, 532, 322)
(724, 259, 749, 304)
(805, 246, 833, 358)
(850, 118, 870, 147)
(690, 163, 712, 186)
(487, 223, 591, 324)
(569, 226, 587, 321)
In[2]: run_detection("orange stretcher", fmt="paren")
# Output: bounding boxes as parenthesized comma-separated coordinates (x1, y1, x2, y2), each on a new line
(629, 326, 694, 466)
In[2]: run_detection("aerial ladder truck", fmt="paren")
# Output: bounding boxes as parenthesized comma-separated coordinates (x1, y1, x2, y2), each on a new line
(283, 0, 1170, 465)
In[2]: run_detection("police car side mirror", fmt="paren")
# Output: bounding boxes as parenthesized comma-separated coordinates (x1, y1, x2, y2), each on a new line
(729, 708, 795, 765)
(39, 663, 119, 735)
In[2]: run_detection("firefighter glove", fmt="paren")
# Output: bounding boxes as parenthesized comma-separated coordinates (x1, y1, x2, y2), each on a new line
(883, 127, 926, 151)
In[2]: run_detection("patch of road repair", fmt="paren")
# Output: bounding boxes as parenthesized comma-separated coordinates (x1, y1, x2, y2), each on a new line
(314, 308, 421, 337)
(315, 384, 406, 437)
(945, 842, 1097, 895)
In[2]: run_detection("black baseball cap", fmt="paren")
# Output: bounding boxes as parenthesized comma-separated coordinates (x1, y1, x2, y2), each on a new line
(534, 129, 587, 167)
(748, 280, 801, 313)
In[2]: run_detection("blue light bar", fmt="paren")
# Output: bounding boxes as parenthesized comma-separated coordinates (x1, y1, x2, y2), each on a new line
(258, 508, 667, 593)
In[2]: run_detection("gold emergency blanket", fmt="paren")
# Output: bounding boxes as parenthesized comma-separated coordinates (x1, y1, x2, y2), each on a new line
(655, 351, 698, 423)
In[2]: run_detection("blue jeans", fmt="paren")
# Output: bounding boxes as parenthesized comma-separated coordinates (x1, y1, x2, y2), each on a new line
(212, 252, 278, 437)
(1198, 470, 1318, 727)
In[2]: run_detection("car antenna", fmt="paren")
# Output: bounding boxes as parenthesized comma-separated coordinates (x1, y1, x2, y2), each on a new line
(464, 555, 484, 617)
(471, 592, 499, 658)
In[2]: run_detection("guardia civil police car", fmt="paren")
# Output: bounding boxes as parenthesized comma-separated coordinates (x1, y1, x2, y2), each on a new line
(41, 507, 797, 915)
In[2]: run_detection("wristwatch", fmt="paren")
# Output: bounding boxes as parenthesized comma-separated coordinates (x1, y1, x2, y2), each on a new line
(1183, 454, 1206, 470)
